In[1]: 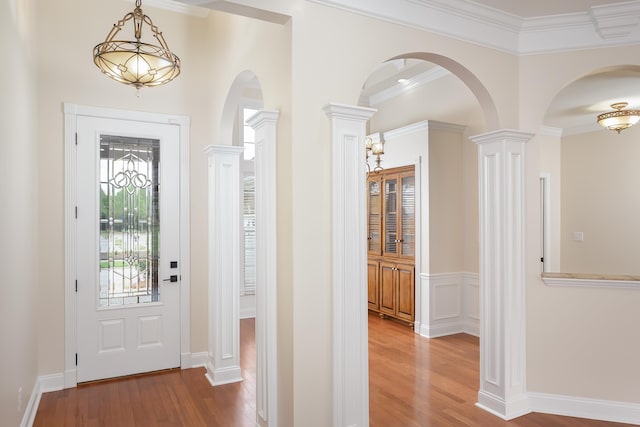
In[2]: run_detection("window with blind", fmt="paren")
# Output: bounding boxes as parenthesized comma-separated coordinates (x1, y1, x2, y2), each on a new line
(243, 175, 256, 294)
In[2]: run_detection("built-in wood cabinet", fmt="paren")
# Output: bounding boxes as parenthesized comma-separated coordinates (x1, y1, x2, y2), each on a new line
(367, 165, 415, 327)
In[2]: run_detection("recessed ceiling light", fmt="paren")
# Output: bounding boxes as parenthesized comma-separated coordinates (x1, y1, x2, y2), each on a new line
(397, 78, 409, 84)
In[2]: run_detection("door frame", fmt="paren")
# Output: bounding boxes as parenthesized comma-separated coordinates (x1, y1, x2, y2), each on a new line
(63, 103, 191, 388)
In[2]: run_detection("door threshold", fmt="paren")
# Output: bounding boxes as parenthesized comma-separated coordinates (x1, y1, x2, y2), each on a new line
(78, 367, 181, 387)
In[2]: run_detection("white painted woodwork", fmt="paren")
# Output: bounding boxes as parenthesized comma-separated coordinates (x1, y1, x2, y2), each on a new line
(204, 144, 244, 386)
(471, 129, 533, 420)
(64, 104, 191, 387)
(75, 116, 181, 382)
(247, 110, 279, 427)
(419, 272, 479, 338)
(324, 102, 376, 427)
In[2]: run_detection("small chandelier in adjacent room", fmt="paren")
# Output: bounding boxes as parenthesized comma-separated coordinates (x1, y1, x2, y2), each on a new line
(366, 134, 385, 176)
(94, 0, 181, 92)
(597, 102, 640, 134)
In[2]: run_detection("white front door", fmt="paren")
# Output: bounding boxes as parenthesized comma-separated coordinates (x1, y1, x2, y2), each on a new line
(76, 116, 181, 383)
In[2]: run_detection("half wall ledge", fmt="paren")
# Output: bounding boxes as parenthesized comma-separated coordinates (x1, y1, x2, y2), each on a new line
(541, 272, 640, 290)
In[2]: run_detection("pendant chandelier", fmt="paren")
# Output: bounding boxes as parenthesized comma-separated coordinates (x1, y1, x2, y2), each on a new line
(93, 0, 181, 91)
(597, 102, 640, 134)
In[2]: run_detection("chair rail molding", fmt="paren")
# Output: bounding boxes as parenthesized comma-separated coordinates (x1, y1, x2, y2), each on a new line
(324, 102, 376, 427)
(471, 129, 534, 420)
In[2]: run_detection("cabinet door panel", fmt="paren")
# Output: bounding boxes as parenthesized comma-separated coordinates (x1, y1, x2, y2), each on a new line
(396, 264, 415, 322)
(367, 261, 379, 311)
(383, 178, 398, 256)
(367, 178, 382, 256)
(379, 263, 396, 315)
(400, 174, 415, 258)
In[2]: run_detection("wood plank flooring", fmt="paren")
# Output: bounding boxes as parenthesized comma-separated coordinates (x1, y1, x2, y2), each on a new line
(34, 315, 632, 426)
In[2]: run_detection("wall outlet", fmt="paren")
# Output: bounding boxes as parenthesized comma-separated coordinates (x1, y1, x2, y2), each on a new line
(17, 387, 22, 412)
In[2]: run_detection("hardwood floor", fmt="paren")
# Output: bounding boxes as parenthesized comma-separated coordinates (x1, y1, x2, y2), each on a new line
(35, 315, 632, 426)
(368, 313, 632, 427)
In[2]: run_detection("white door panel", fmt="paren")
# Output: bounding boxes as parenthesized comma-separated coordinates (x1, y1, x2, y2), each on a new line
(76, 116, 180, 383)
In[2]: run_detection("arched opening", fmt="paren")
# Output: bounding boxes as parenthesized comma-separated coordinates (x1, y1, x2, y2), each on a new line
(211, 70, 281, 426)
(541, 65, 640, 275)
(358, 54, 495, 424)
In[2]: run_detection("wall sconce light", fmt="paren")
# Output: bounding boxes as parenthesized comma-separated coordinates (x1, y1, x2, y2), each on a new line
(94, 0, 181, 93)
(597, 102, 640, 133)
(366, 133, 384, 176)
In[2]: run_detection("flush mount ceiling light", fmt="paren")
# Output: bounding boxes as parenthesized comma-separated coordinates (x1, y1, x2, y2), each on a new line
(94, 0, 181, 92)
(597, 102, 640, 134)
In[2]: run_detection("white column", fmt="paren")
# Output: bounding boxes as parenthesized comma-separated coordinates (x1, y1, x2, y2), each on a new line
(323, 102, 376, 427)
(471, 129, 533, 420)
(204, 144, 244, 386)
(247, 110, 279, 427)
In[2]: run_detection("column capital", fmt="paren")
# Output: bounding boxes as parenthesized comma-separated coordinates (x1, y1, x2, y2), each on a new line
(323, 102, 377, 121)
(470, 129, 535, 145)
(203, 144, 244, 156)
(247, 110, 280, 130)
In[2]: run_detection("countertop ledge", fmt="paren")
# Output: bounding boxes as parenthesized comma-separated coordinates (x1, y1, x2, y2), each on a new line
(541, 272, 640, 289)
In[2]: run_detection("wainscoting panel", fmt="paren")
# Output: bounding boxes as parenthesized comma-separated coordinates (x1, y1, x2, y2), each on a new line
(419, 272, 479, 338)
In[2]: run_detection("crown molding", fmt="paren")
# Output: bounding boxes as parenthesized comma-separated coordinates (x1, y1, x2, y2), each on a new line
(308, 0, 640, 55)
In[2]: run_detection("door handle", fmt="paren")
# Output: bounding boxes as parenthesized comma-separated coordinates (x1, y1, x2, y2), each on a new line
(163, 275, 178, 283)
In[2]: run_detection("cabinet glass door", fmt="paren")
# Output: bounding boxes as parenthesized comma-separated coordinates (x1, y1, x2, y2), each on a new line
(401, 174, 415, 257)
(384, 178, 398, 256)
(367, 178, 382, 255)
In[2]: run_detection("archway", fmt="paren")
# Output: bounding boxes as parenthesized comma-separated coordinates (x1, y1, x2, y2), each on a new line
(359, 54, 490, 424)
(209, 70, 280, 426)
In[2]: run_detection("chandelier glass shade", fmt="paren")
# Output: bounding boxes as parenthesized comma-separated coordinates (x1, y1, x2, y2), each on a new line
(597, 102, 640, 134)
(94, 0, 181, 90)
(366, 135, 385, 175)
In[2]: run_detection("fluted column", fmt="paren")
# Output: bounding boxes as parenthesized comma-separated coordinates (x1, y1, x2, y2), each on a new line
(323, 102, 376, 427)
(471, 129, 533, 420)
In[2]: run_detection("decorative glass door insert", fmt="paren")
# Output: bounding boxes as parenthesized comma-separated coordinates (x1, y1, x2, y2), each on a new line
(99, 135, 160, 307)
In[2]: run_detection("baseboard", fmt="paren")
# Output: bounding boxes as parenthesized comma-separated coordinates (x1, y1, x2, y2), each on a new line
(20, 373, 65, 427)
(529, 392, 640, 425)
(477, 390, 531, 420)
(189, 352, 209, 368)
(419, 321, 464, 338)
(463, 319, 479, 337)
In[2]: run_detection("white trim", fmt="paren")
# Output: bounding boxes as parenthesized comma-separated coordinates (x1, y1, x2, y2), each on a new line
(529, 392, 640, 425)
(471, 129, 533, 420)
(539, 173, 551, 273)
(542, 275, 640, 290)
(308, 0, 640, 55)
(413, 155, 422, 334)
(418, 272, 479, 338)
(324, 102, 376, 427)
(203, 144, 244, 387)
(189, 352, 210, 368)
(63, 104, 191, 388)
(247, 110, 280, 427)
(20, 374, 64, 427)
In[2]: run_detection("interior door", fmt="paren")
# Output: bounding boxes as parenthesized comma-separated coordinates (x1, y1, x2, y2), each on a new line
(76, 116, 181, 383)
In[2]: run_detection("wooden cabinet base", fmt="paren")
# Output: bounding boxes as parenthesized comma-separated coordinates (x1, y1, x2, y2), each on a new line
(370, 309, 414, 329)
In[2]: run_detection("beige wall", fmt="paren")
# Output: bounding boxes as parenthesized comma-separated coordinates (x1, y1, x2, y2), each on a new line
(560, 128, 640, 274)
(11, 0, 640, 425)
(521, 48, 640, 403)
(34, 1, 294, 424)
(0, 0, 39, 424)
(429, 129, 464, 274)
